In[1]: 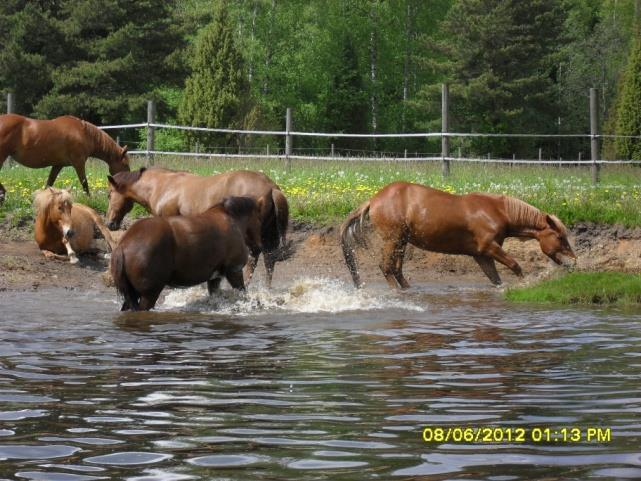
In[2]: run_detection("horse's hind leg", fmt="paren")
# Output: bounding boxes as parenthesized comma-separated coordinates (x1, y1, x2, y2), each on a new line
(379, 240, 401, 289)
(474, 256, 502, 286)
(46, 165, 63, 187)
(226, 269, 246, 292)
(207, 277, 222, 295)
(263, 251, 276, 288)
(138, 291, 161, 311)
(393, 240, 410, 289)
(72, 161, 90, 195)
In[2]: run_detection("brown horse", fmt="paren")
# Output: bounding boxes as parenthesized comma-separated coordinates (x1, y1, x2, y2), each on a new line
(106, 167, 289, 286)
(340, 182, 576, 288)
(0, 114, 130, 202)
(34, 187, 117, 264)
(110, 196, 262, 311)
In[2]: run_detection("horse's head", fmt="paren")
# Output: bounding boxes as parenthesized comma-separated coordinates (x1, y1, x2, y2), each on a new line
(537, 214, 576, 265)
(34, 187, 75, 239)
(222, 196, 263, 252)
(108, 145, 131, 175)
(106, 167, 144, 230)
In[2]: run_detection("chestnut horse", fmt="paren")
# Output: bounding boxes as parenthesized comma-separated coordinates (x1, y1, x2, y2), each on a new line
(0, 114, 130, 202)
(34, 187, 117, 264)
(340, 182, 576, 288)
(111, 196, 262, 311)
(106, 167, 288, 286)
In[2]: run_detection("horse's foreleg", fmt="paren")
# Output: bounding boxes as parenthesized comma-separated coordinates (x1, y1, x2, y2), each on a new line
(61, 237, 79, 264)
(73, 162, 90, 195)
(485, 243, 523, 278)
(207, 277, 222, 295)
(138, 292, 160, 311)
(243, 250, 260, 284)
(474, 256, 503, 286)
(41, 249, 69, 261)
(46, 165, 63, 187)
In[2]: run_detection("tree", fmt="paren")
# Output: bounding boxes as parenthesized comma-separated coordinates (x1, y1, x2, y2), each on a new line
(178, 1, 249, 149)
(0, 2, 67, 115)
(414, 0, 567, 158)
(34, 0, 184, 124)
(614, 32, 641, 159)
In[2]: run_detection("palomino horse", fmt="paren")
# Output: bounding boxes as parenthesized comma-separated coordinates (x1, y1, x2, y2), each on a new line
(111, 196, 262, 311)
(0, 114, 130, 202)
(106, 167, 289, 286)
(340, 182, 576, 288)
(34, 187, 117, 264)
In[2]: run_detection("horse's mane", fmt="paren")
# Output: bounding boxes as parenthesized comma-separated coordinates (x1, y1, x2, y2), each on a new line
(80, 119, 123, 162)
(504, 196, 547, 229)
(112, 167, 146, 186)
(33, 188, 72, 216)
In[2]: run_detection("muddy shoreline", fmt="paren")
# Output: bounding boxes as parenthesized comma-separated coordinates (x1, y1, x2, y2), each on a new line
(1, 218, 640, 295)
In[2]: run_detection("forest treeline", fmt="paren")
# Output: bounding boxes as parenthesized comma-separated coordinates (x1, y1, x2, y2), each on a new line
(1, 0, 640, 158)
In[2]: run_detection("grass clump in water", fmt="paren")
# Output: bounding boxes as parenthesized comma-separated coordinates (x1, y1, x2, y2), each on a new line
(505, 272, 641, 305)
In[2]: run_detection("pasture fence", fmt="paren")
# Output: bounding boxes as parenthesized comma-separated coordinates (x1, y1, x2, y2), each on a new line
(5, 88, 641, 185)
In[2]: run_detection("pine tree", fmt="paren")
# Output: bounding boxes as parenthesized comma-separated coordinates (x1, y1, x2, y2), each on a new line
(34, 0, 184, 123)
(615, 33, 641, 159)
(178, 1, 249, 149)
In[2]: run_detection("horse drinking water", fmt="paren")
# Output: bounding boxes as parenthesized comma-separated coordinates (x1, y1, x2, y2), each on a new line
(106, 167, 289, 287)
(110, 196, 262, 311)
(34, 187, 117, 264)
(0, 114, 130, 202)
(340, 182, 576, 288)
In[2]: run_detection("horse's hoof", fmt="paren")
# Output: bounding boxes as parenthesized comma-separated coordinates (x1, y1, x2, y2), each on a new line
(103, 253, 111, 260)
(69, 256, 79, 264)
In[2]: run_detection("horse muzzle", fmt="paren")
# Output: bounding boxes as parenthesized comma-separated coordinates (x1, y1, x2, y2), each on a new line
(107, 220, 120, 231)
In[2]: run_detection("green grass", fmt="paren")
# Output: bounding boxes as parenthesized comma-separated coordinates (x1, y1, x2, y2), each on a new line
(505, 272, 641, 305)
(1, 156, 641, 227)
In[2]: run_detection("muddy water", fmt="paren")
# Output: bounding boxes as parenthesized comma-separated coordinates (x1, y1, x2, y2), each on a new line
(0, 279, 640, 481)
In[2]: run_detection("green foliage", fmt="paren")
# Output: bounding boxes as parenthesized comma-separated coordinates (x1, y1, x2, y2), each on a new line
(506, 272, 641, 305)
(32, 0, 185, 123)
(414, 0, 567, 157)
(615, 33, 641, 159)
(178, 1, 249, 149)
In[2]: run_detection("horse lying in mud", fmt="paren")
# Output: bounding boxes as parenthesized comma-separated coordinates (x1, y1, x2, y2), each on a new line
(106, 167, 289, 287)
(0, 114, 130, 202)
(34, 187, 117, 264)
(340, 182, 576, 288)
(110, 196, 262, 311)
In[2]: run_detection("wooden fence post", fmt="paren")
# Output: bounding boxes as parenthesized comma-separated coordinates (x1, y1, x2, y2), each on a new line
(6, 92, 15, 114)
(147, 100, 156, 167)
(590, 88, 600, 185)
(441, 83, 450, 177)
(285, 107, 292, 171)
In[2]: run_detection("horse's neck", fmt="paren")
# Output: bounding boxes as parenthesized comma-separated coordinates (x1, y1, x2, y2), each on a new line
(129, 179, 154, 211)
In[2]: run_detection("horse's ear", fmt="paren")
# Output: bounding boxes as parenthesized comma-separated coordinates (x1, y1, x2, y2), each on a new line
(122, 145, 128, 154)
(546, 214, 561, 232)
(107, 175, 118, 188)
(139, 167, 146, 174)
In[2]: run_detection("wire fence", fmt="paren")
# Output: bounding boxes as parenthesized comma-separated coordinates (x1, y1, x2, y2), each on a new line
(100, 121, 641, 166)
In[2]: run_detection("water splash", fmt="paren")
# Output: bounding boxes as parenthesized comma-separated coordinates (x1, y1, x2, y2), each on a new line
(159, 277, 425, 315)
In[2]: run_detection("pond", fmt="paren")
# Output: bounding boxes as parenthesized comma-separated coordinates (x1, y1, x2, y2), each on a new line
(0, 279, 640, 480)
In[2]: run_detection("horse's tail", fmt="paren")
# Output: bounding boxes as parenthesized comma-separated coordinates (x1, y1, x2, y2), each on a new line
(339, 200, 371, 288)
(261, 188, 289, 254)
(83, 205, 118, 251)
(110, 245, 138, 311)
(271, 188, 289, 249)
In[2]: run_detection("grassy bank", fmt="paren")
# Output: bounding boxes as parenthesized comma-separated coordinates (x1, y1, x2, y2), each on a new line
(1, 156, 641, 227)
(506, 272, 641, 305)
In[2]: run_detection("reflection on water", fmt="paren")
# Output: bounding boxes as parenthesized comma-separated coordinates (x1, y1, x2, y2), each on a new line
(0, 278, 640, 480)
